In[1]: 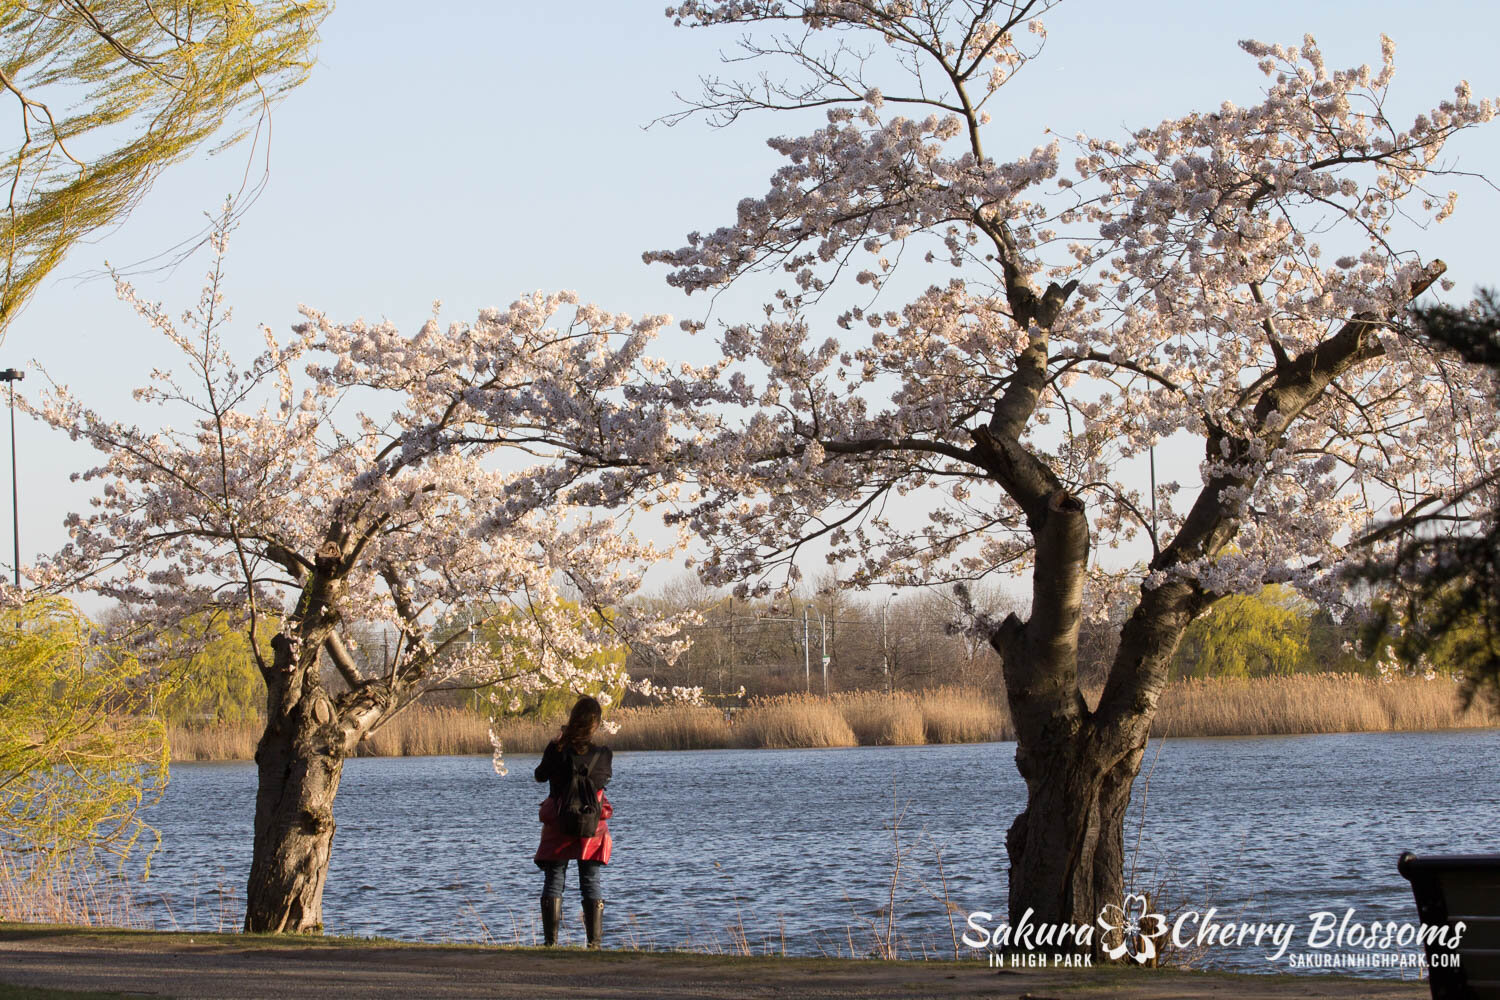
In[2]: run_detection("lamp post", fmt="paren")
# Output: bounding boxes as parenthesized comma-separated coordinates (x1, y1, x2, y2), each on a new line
(0, 368, 21, 588)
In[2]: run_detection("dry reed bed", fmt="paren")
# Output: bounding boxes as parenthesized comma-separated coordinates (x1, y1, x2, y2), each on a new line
(166, 675, 1495, 762)
(1151, 673, 1497, 737)
(731, 695, 857, 748)
(0, 854, 142, 927)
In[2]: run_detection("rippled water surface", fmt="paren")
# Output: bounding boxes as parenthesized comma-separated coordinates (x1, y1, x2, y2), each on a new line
(140, 729, 1500, 973)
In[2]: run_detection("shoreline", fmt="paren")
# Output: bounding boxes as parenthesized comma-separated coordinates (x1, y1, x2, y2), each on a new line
(0, 924, 1433, 999)
(166, 676, 1499, 763)
(165, 723, 1500, 766)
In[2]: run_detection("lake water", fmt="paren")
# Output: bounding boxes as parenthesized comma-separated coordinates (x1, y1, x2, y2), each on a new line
(136, 729, 1500, 975)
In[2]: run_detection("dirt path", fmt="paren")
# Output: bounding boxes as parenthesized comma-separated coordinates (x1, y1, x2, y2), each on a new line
(0, 926, 1432, 1000)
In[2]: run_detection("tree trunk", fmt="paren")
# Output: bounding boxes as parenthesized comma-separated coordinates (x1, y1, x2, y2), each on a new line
(1004, 724, 1145, 952)
(243, 709, 344, 933)
(990, 490, 1186, 958)
(976, 249, 1439, 961)
(243, 634, 348, 934)
(997, 580, 1204, 958)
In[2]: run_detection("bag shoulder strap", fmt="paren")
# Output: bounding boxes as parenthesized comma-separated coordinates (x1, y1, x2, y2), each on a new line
(568, 746, 599, 777)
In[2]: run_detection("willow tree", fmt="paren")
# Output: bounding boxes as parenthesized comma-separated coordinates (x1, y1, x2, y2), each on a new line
(0, 597, 169, 875)
(649, 2, 1498, 948)
(1169, 586, 1312, 679)
(0, 1, 329, 340)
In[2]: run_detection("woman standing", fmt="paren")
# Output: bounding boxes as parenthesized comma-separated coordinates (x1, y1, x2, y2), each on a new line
(533, 695, 613, 947)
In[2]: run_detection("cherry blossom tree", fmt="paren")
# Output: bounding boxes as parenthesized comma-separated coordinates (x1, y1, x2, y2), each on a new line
(32, 216, 685, 933)
(649, 1, 1498, 948)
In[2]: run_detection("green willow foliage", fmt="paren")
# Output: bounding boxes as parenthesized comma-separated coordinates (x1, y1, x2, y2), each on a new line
(0, 0, 329, 338)
(442, 600, 628, 718)
(144, 612, 268, 725)
(1171, 585, 1316, 679)
(0, 598, 168, 871)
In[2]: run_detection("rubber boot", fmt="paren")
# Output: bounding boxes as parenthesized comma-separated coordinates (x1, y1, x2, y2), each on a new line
(582, 899, 604, 949)
(541, 896, 563, 946)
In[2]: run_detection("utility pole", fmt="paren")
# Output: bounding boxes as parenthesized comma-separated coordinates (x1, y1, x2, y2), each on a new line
(880, 599, 891, 694)
(820, 612, 829, 695)
(802, 606, 810, 692)
(0, 368, 23, 588)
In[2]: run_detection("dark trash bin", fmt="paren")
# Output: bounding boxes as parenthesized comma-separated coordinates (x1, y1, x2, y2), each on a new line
(1399, 852, 1500, 1000)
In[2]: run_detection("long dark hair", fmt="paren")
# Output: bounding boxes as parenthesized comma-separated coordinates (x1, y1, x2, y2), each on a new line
(556, 695, 602, 754)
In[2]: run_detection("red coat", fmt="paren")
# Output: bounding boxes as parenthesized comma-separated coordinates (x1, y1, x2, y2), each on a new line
(533, 790, 613, 865)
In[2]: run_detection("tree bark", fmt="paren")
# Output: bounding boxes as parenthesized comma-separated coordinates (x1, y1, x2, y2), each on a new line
(239, 539, 405, 933)
(243, 716, 343, 933)
(243, 634, 348, 934)
(1003, 726, 1144, 945)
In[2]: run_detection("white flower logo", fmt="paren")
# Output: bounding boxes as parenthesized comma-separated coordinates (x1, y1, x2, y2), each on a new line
(1097, 894, 1168, 963)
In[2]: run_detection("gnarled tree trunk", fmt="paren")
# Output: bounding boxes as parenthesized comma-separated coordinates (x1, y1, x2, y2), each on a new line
(243, 714, 345, 933)
(1003, 728, 1144, 937)
(242, 631, 360, 933)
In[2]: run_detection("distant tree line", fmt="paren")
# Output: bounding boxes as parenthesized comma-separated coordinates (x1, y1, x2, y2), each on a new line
(623, 575, 1019, 698)
(113, 571, 1472, 722)
(620, 577, 1419, 700)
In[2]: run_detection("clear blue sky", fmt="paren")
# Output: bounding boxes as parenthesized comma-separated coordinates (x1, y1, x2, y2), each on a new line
(9, 1, 1500, 602)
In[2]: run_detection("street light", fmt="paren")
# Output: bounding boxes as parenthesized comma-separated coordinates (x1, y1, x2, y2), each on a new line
(0, 368, 22, 588)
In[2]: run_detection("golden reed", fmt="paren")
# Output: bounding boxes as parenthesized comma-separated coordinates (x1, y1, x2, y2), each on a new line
(0, 852, 142, 928)
(166, 675, 1496, 762)
(1149, 672, 1497, 737)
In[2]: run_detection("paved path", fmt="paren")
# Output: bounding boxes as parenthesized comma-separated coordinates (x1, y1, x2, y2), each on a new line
(0, 927, 1432, 999)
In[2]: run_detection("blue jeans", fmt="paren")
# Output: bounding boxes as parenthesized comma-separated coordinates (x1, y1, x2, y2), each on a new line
(540, 859, 602, 902)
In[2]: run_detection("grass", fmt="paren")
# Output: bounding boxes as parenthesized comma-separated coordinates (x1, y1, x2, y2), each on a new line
(160, 719, 259, 762)
(835, 691, 927, 746)
(609, 705, 734, 751)
(165, 674, 1497, 762)
(913, 687, 1010, 744)
(730, 694, 858, 749)
(359, 707, 489, 757)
